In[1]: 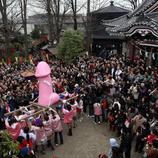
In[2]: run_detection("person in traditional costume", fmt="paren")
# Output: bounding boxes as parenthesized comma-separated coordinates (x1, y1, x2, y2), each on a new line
(62, 102, 74, 136)
(51, 110, 63, 146)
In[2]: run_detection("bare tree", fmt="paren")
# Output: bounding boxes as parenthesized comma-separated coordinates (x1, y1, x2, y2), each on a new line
(51, 0, 70, 42)
(9, 2, 22, 33)
(69, 0, 77, 30)
(86, 0, 91, 54)
(0, 0, 15, 55)
(68, 0, 86, 30)
(36, 0, 69, 44)
(116, 0, 143, 10)
(19, 0, 28, 52)
(91, 0, 109, 11)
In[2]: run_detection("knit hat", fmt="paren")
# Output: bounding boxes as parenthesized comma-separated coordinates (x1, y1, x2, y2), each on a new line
(110, 138, 119, 147)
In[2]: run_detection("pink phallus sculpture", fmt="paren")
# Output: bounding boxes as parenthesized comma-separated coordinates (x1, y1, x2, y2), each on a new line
(35, 61, 60, 107)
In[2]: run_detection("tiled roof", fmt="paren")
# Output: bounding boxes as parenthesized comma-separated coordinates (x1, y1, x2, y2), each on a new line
(112, 14, 158, 32)
(129, 0, 158, 17)
(92, 23, 125, 40)
(91, 1, 129, 14)
(102, 0, 158, 37)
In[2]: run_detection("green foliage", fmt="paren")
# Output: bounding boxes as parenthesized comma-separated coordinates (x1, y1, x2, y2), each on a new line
(58, 30, 84, 62)
(0, 131, 19, 158)
(31, 27, 41, 39)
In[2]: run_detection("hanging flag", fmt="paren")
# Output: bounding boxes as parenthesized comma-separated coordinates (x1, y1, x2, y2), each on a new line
(145, 51, 148, 58)
(152, 53, 155, 60)
(7, 58, 11, 65)
(4, 48, 7, 53)
(15, 57, 18, 64)
(139, 49, 142, 55)
(19, 56, 23, 64)
(11, 48, 15, 54)
(29, 54, 33, 64)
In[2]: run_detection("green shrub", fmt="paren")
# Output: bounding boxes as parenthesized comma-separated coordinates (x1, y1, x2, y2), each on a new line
(58, 30, 84, 62)
(0, 131, 19, 158)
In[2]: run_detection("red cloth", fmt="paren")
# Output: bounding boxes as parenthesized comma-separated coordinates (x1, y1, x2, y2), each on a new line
(19, 139, 33, 150)
(147, 134, 157, 144)
(11, 48, 15, 54)
(5, 121, 27, 140)
(5, 122, 21, 140)
(62, 108, 73, 124)
(7, 58, 11, 65)
(77, 107, 82, 113)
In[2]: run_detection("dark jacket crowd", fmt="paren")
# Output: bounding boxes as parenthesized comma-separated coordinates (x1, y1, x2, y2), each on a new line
(0, 54, 158, 158)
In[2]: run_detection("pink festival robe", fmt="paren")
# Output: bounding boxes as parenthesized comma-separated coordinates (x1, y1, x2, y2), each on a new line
(31, 125, 47, 145)
(51, 114, 63, 132)
(94, 103, 102, 116)
(43, 120, 53, 138)
(62, 107, 74, 124)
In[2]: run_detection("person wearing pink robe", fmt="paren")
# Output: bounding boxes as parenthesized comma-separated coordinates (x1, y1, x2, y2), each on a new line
(94, 102, 102, 124)
(5, 118, 27, 140)
(31, 123, 47, 154)
(71, 100, 78, 128)
(43, 114, 55, 150)
(31, 125, 47, 146)
(51, 112, 63, 145)
(62, 104, 73, 136)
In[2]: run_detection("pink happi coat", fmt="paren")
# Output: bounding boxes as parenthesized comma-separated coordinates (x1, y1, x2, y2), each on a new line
(51, 114, 63, 132)
(94, 103, 102, 116)
(71, 101, 78, 117)
(31, 125, 47, 145)
(5, 120, 27, 140)
(43, 120, 53, 138)
(62, 107, 74, 124)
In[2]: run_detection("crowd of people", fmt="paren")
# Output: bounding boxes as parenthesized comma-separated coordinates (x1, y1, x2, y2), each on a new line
(0, 53, 158, 158)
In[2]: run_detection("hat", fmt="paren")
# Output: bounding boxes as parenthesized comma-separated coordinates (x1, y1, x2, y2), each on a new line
(35, 118, 42, 126)
(110, 138, 119, 147)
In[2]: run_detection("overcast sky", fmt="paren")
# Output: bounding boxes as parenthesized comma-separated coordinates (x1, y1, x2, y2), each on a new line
(28, 0, 142, 15)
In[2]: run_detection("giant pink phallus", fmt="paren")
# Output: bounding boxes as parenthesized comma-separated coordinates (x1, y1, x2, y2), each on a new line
(35, 61, 60, 107)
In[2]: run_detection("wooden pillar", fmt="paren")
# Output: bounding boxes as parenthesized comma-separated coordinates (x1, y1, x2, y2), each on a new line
(148, 48, 153, 66)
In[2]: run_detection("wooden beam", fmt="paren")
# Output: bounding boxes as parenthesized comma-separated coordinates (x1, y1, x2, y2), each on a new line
(5, 101, 40, 116)
(5, 95, 78, 117)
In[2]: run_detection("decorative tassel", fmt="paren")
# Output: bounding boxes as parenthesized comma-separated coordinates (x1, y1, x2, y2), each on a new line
(139, 49, 142, 55)
(152, 53, 155, 60)
(15, 57, 18, 64)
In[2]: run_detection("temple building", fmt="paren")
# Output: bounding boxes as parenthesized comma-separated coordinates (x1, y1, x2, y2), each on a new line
(91, 1, 130, 56)
(101, 0, 158, 66)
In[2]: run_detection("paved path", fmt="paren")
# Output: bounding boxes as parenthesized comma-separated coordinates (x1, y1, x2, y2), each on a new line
(39, 116, 141, 158)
